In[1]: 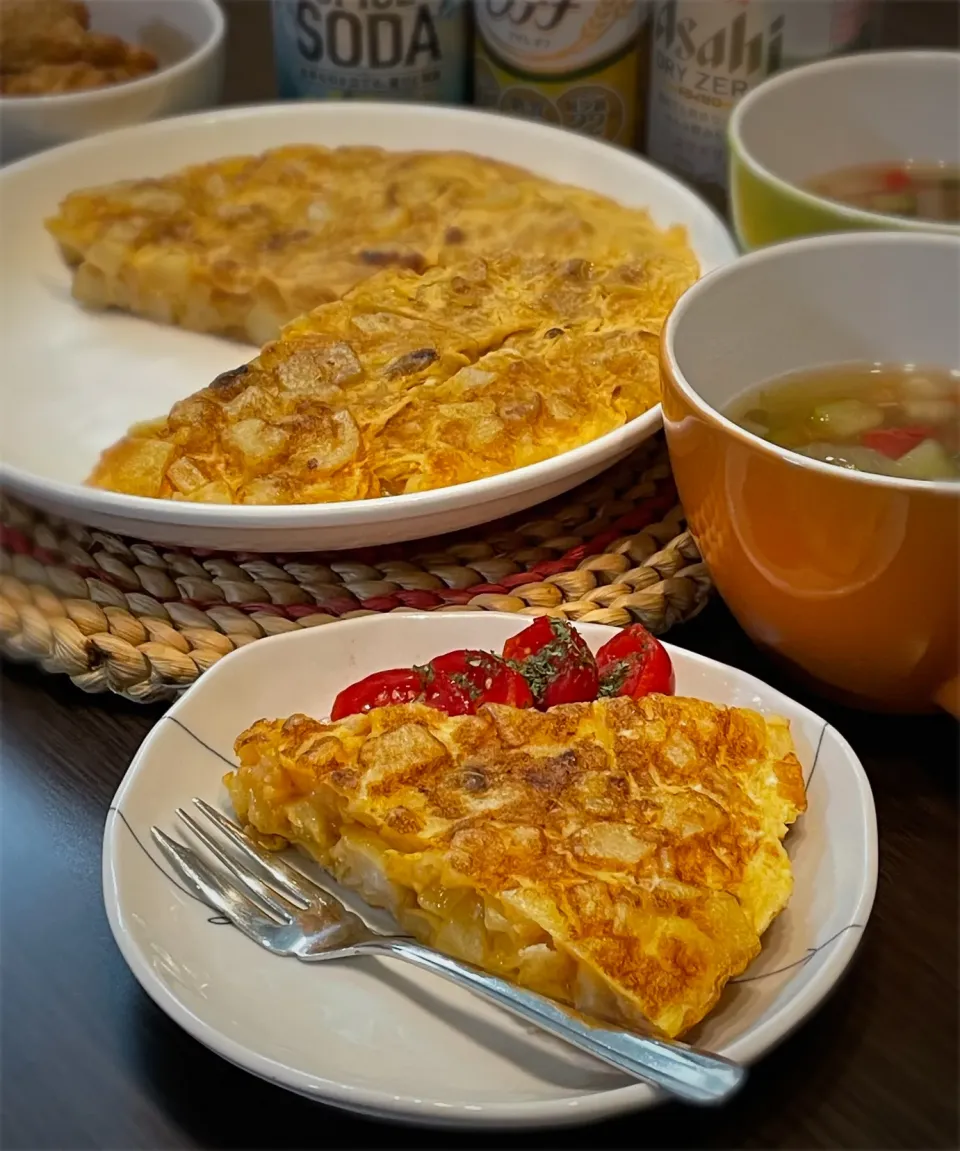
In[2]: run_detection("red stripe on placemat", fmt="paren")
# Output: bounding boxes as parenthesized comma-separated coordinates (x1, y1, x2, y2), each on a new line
(394, 590, 444, 609)
(361, 595, 401, 612)
(189, 548, 246, 562)
(0, 526, 31, 555)
(286, 603, 325, 619)
(498, 571, 537, 589)
(519, 486, 680, 582)
(458, 583, 505, 597)
(437, 588, 478, 605)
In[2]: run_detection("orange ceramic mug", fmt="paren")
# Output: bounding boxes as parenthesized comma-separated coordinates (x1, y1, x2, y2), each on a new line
(661, 232, 960, 714)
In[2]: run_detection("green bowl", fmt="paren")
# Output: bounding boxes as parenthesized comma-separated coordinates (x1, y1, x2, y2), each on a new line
(728, 50, 960, 251)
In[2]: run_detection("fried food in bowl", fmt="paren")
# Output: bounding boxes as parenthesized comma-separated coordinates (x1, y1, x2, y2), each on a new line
(0, 0, 223, 162)
(0, 0, 157, 95)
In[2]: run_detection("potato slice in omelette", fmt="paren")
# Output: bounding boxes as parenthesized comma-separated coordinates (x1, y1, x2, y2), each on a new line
(226, 694, 806, 1039)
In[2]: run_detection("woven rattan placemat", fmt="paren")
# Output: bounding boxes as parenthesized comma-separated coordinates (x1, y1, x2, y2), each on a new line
(0, 439, 711, 702)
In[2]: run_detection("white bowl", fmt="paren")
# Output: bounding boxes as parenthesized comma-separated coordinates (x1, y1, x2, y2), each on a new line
(0, 102, 736, 552)
(103, 612, 877, 1128)
(0, 0, 225, 164)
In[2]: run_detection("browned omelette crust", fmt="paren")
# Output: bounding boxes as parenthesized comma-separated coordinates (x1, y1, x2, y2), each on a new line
(86, 252, 694, 504)
(45, 145, 697, 345)
(227, 695, 806, 1038)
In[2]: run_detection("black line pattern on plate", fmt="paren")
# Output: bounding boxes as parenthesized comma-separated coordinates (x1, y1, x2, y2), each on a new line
(730, 923, 864, 984)
(804, 720, 829, 789)
(161, 717, 234, 925)
(165, 714, 235, 768)
(110, 806, 230, 926)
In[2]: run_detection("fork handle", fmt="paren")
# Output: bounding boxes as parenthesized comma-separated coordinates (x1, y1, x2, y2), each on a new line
(357, 937, 745, 1105)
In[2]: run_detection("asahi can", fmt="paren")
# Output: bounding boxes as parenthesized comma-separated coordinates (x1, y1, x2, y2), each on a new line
(272, 0, 470, 104)
(646, 0, 876, 203)
(474, 1, 650, 148)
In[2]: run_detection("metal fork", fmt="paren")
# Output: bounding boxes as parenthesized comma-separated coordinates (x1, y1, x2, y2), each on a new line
(152, 799, 746, 1106)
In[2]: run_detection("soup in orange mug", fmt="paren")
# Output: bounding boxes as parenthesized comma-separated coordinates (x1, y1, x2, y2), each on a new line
(661, 232, 960, 714)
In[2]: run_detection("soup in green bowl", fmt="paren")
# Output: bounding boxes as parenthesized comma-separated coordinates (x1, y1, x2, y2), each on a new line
(729, 51, 960, 249)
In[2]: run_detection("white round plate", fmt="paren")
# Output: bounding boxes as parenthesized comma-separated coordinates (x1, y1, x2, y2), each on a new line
(0, 102, 735, 552)
(103, 612, 877, 1129)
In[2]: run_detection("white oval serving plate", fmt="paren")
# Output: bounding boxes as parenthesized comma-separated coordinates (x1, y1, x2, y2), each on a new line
(0, 102, 735, 552)
(103, 612, 877, 1129)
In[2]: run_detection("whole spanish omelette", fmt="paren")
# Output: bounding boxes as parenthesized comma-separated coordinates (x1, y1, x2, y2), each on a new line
(48, 145, 699, 506)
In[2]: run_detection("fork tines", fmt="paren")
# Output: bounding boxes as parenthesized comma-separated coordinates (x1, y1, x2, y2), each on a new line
(151, 799, 338, 935)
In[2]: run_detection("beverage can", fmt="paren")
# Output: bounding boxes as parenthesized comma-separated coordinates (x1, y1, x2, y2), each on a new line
(474, 1, 649, 148)
(272, 0, 470, 104)
(646, 0, 875, 199)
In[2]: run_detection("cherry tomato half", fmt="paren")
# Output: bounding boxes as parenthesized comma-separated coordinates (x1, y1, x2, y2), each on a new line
(882, 166, 912, 193)
(330, 667, 425, 721)
(596, 624, 675, 701)
(424, 649, 534, 716)
(501, 616, 599, 710)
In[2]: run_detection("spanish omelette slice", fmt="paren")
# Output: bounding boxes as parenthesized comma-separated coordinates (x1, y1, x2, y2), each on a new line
(226, 694, 806, 1039)
(86, 253, 694, 504)
(46, 145, 698, 345)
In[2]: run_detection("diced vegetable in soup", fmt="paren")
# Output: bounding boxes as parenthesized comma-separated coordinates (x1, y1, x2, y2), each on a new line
(805, 162, 960, 223)
(728, 364, 960, 481)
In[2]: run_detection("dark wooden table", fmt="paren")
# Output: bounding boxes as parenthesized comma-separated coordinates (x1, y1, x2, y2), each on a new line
(3, 3, 959, 1148)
